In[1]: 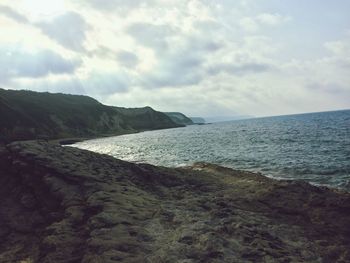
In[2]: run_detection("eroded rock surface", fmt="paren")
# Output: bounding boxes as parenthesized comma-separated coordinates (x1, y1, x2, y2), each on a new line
(0, 141, 349, 262)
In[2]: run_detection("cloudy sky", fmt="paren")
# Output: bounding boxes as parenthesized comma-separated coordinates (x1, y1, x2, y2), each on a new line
(0, 0, 349, 117)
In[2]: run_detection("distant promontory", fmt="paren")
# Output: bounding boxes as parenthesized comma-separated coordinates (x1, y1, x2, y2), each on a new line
(164, 112, 194, 126)
(190, 117, 206, 124)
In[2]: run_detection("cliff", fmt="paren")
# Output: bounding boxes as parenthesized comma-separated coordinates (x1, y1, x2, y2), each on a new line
(0, 141, 349, 262)
(164, 112, 194, 126)
(0, 89, 181, 142)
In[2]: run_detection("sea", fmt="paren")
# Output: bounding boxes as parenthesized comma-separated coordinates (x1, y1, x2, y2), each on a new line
(73, 110, 350, 191)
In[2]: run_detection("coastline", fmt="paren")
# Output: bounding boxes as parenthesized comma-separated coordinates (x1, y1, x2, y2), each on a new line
(0, 141, 349, 262)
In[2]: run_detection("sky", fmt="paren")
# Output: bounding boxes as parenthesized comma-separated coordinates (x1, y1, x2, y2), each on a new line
(0, 0, 349, 117)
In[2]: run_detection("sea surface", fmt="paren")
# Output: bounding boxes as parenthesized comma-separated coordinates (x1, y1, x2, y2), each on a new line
(73, 110, 350, 190)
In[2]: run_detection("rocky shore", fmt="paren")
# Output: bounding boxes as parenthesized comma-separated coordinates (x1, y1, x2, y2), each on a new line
(0, 141, 349, 262)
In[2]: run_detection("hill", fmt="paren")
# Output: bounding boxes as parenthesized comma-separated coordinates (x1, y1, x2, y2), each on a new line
(164, 112, 194, 125)
(0, 89, 181, 141)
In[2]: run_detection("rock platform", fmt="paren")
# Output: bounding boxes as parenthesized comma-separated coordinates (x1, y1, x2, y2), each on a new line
(0, 141, 349, 262)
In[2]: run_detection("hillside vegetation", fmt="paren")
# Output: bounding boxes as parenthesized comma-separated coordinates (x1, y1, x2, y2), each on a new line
(0, 89, 181, 141)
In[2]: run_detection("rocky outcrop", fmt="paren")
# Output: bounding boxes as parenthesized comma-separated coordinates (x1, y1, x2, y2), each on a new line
(0, 141, 349, 262)
(0, 89, 180, 142)
(164, 112, 194, 126)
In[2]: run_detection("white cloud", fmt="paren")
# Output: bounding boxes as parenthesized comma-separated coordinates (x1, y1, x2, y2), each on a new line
(240, 13, 291, 32)
(126, 22, 175, 51)
(324, 40, 350, 56)
(239, 17, 259, 32)
(256, 13, 291, 26)
(76, 0, 153, 12)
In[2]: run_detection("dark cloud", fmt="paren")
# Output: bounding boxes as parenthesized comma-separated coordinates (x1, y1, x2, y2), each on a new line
(207, 62, 272, 75)
(0, 4, 29, 23)
(0, 47, 81, 81)
(36, 12, 90, 52)
(116, 51, 139, 68)
(127, 23, 174, 51)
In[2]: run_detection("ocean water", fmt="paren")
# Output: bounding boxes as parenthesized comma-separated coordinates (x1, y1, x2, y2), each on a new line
(73, 110, 350, 190)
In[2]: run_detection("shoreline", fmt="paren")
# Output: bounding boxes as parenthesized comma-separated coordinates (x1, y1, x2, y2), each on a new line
(0, 141, 349, 262)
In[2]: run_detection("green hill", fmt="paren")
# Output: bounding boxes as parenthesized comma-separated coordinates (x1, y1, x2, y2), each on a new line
(0, 89, 181, 141)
